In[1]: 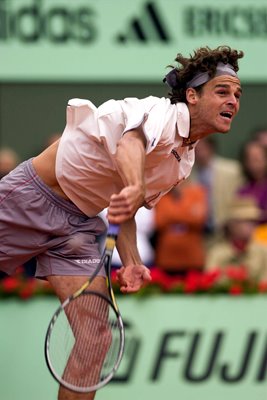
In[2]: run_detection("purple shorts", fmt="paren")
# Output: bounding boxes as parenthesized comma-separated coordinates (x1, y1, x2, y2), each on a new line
(0, 159, 107, 278)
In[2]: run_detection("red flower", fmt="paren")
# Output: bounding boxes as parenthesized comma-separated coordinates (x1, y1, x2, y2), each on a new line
(184, 271, 201, 293)
(1, 276, 20, 292)
(19, 279, 37, 299)
(229, 284, 243, 295)
(111, 269, 118, 283)
(149, 268, 174, 291)
(258, 281, 267, 293)
(150, 268, 167, 283)
(199, 270, 221, 290)
(225, 266, 248, 281)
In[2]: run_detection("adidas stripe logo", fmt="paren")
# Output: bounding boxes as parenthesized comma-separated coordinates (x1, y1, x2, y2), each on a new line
(117, 2, 171, 43)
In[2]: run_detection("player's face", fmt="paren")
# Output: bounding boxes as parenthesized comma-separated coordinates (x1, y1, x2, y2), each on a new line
(193, 75, 242, 135)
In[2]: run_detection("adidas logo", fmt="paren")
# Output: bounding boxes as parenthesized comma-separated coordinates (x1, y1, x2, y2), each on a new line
(116, 2, 171, 43)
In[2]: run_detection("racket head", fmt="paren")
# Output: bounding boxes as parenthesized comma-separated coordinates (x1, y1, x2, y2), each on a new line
(45, 290, 124, 393)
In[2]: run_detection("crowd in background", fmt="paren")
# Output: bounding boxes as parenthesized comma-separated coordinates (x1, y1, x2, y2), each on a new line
(1, 127, 267, 286)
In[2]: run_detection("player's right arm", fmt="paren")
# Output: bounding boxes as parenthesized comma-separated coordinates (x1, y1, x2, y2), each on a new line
(108, 129, 147, 224)
(115, 217, 151, 293)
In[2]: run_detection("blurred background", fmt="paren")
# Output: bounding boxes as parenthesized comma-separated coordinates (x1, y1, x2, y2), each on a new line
(0, 0, 267, 399)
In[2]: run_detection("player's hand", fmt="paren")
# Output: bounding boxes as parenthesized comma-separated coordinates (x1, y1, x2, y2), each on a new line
(116, 264, 151, 293)
(107, 185, 145, 224)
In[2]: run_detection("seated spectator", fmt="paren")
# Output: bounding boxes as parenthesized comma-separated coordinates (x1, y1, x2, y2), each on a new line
(251, 127, 267, 149)
(191, 137, 243, 246)
(237, 140, 267, 223)
(0, 147, 19, 179)
(253, 223, 267, 246)
(205, 197, 267, 281)
(154, 179, 208, 277)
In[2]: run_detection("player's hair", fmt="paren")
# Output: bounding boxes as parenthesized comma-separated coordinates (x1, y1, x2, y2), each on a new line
(166, 45, 244, 103)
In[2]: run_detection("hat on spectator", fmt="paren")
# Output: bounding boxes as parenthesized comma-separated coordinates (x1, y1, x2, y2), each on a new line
(228, 197, 261, 221)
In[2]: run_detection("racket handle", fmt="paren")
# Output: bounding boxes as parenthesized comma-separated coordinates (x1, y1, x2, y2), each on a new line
(107, 223, 120, 238)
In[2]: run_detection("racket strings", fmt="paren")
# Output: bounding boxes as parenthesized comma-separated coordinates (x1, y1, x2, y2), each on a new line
(47, 292, 122, 391)
(73, 296, 109, 386)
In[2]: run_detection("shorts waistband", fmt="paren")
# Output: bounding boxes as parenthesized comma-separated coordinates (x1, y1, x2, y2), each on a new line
(23, 158, 86, 217)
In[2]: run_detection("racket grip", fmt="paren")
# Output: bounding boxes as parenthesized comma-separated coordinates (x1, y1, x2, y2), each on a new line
(107, 223, 120, 238)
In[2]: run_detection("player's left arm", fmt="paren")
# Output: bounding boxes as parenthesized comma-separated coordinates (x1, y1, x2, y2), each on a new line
(115, 217, 151, 293)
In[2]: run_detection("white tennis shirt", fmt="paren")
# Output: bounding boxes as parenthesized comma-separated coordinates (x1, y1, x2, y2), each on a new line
(55, 96, 197, 217)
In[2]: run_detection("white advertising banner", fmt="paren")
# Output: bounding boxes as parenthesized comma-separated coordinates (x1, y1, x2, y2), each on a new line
(1, 296, 267, 400)
(0, 0, 266, 82)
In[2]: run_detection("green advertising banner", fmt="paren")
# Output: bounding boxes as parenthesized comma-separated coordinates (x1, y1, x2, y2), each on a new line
(1, 296, 267, 400)
(0, 0, 266, 82)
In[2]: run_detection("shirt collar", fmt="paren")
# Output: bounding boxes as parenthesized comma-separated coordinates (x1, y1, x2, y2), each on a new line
(176, 102, 190, 139)
(176, 103, 198, 148)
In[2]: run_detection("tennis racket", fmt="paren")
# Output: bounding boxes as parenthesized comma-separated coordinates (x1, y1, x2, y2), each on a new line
(44, 223, 125, 393)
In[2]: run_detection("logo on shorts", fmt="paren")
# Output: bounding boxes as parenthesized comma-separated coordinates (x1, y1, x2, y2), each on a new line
(75, 258, 100, 264)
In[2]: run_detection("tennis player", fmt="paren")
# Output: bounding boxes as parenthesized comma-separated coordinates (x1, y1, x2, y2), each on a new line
(0, 45, 243, 400)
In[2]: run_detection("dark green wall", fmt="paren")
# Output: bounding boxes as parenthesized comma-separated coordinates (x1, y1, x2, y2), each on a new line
(0, 82, 266, 160)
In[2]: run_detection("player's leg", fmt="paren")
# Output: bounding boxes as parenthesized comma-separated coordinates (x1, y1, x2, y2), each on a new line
(48, 275, 108, 400)
(47, 274, 107, 303)
(0, 158, 108, 400)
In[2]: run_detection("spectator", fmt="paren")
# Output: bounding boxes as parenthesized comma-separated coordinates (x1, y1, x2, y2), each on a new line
(0, 147, 19, 179)
(251, 127, 267, 149)
(205, 197, 267, 281)
(237, 140, 267, 223)
(154, 179, 208, 276)
(191, 136, 243, 245)
(192, 137, 243, 231)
